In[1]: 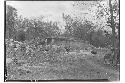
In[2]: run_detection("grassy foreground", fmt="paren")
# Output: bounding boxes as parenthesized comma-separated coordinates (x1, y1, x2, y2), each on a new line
(5, 39, 120, 81)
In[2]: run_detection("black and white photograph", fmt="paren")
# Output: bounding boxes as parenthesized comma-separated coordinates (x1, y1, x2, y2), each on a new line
(4, 0, 120, 82)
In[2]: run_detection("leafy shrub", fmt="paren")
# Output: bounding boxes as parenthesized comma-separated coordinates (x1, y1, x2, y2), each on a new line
(14, 30, 26, 42)
(86, 30, 112, 48)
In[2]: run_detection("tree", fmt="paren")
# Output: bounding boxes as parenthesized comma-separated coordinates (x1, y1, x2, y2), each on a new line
(6, 5, 18, 39)
(108, 0, 119, 65)
(73, 20, 95, 41)
(96, 0, 119, 65)
(62, 13, 74, 37)
(24, 18, 60, 43)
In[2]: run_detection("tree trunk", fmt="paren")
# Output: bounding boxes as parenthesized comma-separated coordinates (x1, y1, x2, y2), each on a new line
(109, 0, 117, 65)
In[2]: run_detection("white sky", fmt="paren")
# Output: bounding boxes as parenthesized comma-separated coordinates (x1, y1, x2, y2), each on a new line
(6, 1, 75, 19)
